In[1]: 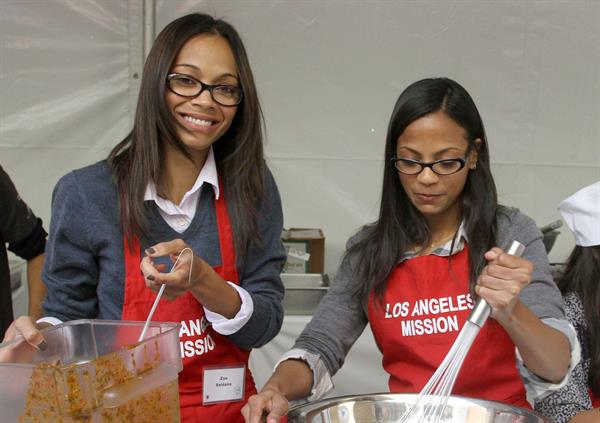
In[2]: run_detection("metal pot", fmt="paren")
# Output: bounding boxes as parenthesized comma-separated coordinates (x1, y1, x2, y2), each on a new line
(288, 393, 551, 422)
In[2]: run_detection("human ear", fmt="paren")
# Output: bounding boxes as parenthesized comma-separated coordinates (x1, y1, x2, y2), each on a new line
(469, 138, 482, 169)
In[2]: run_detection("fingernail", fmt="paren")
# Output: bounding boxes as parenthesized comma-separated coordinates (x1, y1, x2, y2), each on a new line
(145, 247, 155, 255)
(38, 340, 48, 351)
(147, 274, 155, 281)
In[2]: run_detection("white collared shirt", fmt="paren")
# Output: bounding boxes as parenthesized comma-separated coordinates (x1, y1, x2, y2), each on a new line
(143, 147, 220, 233)
(142, 147, 253, 335)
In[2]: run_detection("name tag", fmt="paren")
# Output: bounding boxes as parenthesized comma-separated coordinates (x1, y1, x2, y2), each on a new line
(202, 365, 245, 404)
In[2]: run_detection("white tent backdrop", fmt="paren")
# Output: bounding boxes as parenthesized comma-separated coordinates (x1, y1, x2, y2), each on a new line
(1, 0, 599, 278)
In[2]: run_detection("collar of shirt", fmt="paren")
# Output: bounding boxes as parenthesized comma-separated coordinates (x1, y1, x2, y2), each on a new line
(399, 220, 469, 263)
(143, 147, 219, 231)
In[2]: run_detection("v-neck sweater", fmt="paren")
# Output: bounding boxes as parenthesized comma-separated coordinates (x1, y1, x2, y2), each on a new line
(42, 161, 286, 349)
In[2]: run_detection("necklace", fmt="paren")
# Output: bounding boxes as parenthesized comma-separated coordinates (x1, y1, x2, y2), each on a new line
(421, 232, 459, 256)
(429, 233, 456, 249)
(410, 228, 459, 256)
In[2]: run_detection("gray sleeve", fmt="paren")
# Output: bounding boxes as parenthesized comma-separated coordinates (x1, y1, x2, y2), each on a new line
(43, 172, 100, 321)
(497, 207, 564, 319)
(534, 296, 592, 423)
(293, 233, 369, 376)
(228, 167, 286, 349)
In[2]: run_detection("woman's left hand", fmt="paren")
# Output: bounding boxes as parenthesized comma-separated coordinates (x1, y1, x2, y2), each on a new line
(475, 247, 533, 323)
(140, 239, 211, 301)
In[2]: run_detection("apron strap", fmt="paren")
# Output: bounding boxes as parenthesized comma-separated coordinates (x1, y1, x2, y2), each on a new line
(215, 181, 239, 283)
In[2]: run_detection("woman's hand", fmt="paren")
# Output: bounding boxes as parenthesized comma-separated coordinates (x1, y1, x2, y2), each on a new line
(140, 239, 212, 301)
(1, 316, 48, 363)
(140, 239, 242, 317)
(241, 387, 290, 423)
(475, 247, 533, 323)
(242, 359, 314, 423)
(477, 246, 570, 383)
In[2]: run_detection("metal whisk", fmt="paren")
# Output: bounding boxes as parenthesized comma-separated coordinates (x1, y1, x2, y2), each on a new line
(398, 240, 525, 423)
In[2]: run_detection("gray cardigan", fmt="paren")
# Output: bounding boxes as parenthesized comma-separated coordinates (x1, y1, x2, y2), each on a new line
(293, 206, 565, 378)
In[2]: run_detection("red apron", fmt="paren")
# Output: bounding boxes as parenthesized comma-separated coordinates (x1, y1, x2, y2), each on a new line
(590, 389, 599, 408)
(122, 190, 256, 422)
(368, 247, 530, 408)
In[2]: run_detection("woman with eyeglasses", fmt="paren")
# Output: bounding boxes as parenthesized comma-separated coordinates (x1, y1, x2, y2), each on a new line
(3, 13, 286, 422)
(242, 77, 576, 423)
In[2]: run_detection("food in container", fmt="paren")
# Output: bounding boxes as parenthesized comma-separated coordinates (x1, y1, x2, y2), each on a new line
(0, 319, 182, 422)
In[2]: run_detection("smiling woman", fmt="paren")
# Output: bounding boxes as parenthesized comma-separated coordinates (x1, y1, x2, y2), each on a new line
(164, 35, 240, 155)
(3, 13, 286, 423)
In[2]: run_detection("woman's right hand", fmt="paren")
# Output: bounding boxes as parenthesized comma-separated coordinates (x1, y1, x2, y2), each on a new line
(241, 386, 290, 423)
(0, 316, 47, 363)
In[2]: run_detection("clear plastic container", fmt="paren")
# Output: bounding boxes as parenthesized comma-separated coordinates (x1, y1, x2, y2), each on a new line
(0, 319, 182, 422)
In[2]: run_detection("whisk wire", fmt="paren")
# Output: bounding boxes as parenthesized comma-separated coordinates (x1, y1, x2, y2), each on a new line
(398, 241, 525, 423)
(404, 324, 478, 423)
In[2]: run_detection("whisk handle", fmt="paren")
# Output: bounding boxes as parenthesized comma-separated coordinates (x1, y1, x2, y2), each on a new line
(467, 240, 526, 327)
(468, 299, 491, 327)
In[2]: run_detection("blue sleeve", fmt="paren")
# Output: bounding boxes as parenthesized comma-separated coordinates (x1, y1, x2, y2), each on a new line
(227, 166, 286, 349)
(42, 172, 100, 321)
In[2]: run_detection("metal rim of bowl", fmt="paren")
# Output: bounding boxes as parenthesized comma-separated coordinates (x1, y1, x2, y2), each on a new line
(288, 392, 552, 422)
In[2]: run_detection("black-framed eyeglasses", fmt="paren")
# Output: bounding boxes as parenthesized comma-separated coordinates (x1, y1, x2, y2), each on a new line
(390, 155, 468, 176)
(166, 73, 243, 107)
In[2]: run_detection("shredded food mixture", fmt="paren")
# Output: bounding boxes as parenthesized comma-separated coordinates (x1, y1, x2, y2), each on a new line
(19, 340, 179, 422)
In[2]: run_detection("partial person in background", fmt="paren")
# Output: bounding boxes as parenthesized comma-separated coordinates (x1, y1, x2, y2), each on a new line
(535, 181, 600, 423)
(0, 165, 46, 339)
(242, 77, 577, 423)
(3, 13, 286, 423)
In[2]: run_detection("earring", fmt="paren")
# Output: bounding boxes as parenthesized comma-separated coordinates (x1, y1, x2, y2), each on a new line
(471, 163, 477, 170)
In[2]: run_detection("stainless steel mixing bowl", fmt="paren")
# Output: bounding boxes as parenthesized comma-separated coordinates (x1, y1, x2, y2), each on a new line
(288, 393, 551, 422)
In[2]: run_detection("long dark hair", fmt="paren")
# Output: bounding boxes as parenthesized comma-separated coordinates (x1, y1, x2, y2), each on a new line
(108, 13, 265, 262)
(348, 77, 498, 304)
(557, 245, 600, 396)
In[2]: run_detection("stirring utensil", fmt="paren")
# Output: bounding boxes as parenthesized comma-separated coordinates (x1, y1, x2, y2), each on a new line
(398, 240, 525, 423)
(138, 248, 193, 342)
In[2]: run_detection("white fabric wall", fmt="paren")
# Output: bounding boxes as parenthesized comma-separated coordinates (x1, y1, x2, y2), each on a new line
(1, 0, 599, 277)
(1, 0, 144, 228)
